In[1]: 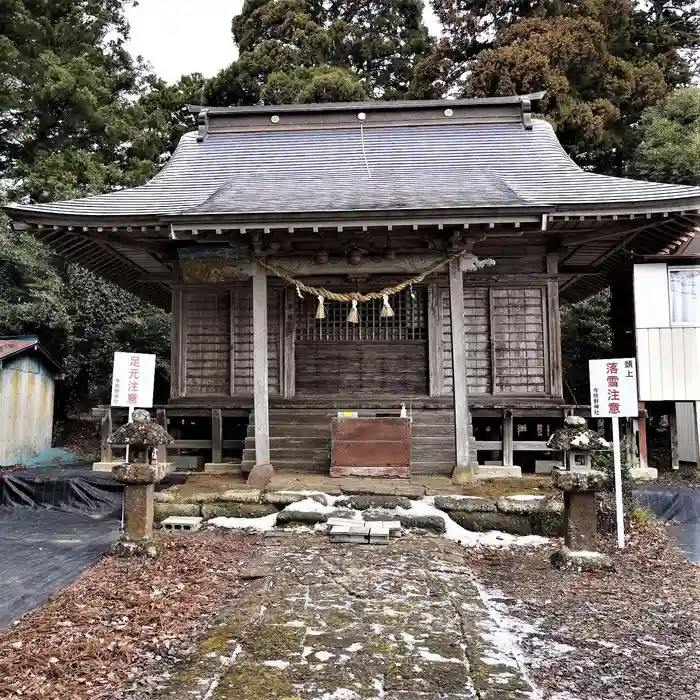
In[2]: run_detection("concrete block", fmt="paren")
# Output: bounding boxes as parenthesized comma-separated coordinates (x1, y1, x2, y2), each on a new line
(92, 462, 117, 473)
(349, 525, 371, 535)
(535, 460, 563, 475)
(630, 467, 658, 481)
(161, 516, 203, 532)
(154, 502, 201, 522)
(329, 525, 352, 534)
(477, 465, 522, 478)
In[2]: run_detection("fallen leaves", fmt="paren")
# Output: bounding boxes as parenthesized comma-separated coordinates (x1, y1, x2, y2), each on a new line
(0, 532, 260, 699)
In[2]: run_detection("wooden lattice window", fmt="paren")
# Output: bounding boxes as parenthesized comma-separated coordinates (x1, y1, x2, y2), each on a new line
(296, 288, 427, 342)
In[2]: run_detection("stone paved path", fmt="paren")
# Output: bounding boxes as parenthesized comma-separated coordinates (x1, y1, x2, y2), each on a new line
(152, 535, 537, 700)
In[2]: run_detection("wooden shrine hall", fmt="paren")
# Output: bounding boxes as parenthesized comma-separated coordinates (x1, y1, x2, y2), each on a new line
(7, 94, 700, 483)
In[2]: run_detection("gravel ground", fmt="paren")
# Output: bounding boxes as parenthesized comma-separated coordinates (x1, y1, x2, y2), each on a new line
(0, 532, 260, 700)
(466, 524, 700, 700)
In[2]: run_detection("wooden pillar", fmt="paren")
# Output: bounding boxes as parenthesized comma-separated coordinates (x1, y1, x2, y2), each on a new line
(503, 409, 514, 468)
(211, 408, 223, 464)
(638, 401, 649, 470)
(669, 404, 680, 471)
(252, 263, 271, 467)
(282, 287, 296, 398)
(428, 285, 444, 398)
(448, 259, 471, 471)
(170, 288, 184, 398)
(100, 406, 113, 463)
(546, 254, 563, 398)
(156, 408, 168, 464)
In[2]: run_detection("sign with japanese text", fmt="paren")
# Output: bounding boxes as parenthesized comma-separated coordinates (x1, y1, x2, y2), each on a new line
(110, 352, 156, 408)
(589, 358, 638, 418)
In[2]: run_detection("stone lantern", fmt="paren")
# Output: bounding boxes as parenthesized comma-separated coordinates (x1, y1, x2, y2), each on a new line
(108, 409, 174, 556)
(546, 415, 610, 472)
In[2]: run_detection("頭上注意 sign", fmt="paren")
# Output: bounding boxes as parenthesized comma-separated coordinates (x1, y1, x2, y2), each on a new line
(111, 352, 156, 408)
(589, 358, 638, 418)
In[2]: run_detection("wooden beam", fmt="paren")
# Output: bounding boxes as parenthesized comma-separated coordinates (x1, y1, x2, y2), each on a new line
(100, 407, 113, 463)
(546, 254, 563, 398)
(171, 288, 185, 398)
(211, 408, 223, 463)
(283, 287, 296, 398)
(448, 259, 471, 468)
(252, 262, 271, 465)
(427, 284, 444, 397)
(502, 409, 514, 467)
(669, 404, 680, 471)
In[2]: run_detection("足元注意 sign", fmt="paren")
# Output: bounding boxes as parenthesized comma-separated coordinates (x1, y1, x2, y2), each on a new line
(110, 352, 156, 408)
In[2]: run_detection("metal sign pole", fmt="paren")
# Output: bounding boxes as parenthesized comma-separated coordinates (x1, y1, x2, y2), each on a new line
(125, 405, 134, 462)
(611, 417, 625, 549)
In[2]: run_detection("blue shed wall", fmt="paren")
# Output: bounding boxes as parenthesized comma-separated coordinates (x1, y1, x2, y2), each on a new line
(0, 354, 56, 466)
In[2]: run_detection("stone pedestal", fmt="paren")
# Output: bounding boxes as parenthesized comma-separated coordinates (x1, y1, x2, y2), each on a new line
(112, 462, 167, 554)
(123, 482, 154, 540)
(247, 462, 274, 488)
(552, 468, 606, 558)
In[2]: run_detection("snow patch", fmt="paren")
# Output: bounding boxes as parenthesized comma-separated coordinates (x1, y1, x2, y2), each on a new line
(398, 499, 549, 549)
(418, 648, 463, 663)
(345, 642, 363, 652)
(311, 689, 361, 700)
(314, 650, 335, 661)
(262, 660, 290, 669)
(506, 495, 546, 502)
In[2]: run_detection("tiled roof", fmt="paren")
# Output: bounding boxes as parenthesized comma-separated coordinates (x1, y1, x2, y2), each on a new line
(6, 119, 700, 221)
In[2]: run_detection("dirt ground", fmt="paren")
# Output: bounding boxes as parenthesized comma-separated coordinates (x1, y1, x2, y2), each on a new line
(1, 524, 698, 700)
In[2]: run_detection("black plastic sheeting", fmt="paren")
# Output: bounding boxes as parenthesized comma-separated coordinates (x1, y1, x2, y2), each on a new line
(0, 466, 123, 512)
(634, 486, 700, 563)
(0, 466, 124, 628)
(0, 508, 120, 628)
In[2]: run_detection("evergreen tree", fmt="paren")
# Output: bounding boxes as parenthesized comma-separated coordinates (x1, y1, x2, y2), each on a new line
(630, 88, 700, 185)
(205, 0, 433, 106)
(422, 0, 700, 173)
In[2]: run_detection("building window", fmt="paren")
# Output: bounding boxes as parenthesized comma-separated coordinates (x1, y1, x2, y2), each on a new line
(669, 267, 700, 325)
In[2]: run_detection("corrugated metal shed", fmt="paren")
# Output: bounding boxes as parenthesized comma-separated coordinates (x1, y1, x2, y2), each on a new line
(0, 338, 62, 467)
(677, 402, 699, 464)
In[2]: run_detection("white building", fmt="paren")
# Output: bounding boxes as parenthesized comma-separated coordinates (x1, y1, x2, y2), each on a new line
(633, 233, 700, 470)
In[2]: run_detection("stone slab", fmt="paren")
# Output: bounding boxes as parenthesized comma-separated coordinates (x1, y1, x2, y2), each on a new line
(398, 514, 447, 534)
(201, 503, 278, 520)
(161, 516, 203, 532)
(477, 465, 522, 478)
(276, 510, 328, 526)
(550, 547, 614, 572)
(434, 495, 497, 513)
(343, 495, 412, 510)
(261, 490, 307, 506)
(218, 489, 261, 503)
(154, 502, 202, 522)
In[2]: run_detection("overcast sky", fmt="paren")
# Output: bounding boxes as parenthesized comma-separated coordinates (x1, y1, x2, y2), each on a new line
(126, 0, 439, 84)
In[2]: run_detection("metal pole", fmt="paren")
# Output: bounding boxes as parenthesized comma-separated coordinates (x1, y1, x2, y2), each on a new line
(612, 417, 625, 549)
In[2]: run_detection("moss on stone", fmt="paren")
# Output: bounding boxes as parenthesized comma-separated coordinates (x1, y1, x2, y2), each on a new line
(153, 502, 201, 521)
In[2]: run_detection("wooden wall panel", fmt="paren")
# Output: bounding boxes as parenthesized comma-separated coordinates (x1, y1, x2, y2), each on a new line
(491, 288, 547, 394)
(230, 286, 281, 395)
(296, 341, 428, 395)
(439, 284, 550, 397)
(184, 291, 231, 396)
(464, 287, 492, 394)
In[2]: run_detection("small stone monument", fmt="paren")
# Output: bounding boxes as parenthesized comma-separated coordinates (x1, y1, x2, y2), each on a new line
(550, 469, 613, 571)
(108, 409, 174, 556)
(547, 415, 610, 472)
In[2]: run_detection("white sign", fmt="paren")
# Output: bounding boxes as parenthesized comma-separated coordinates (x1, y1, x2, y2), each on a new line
(589, 358, 638, 418)
(111, 352, 156, 408)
